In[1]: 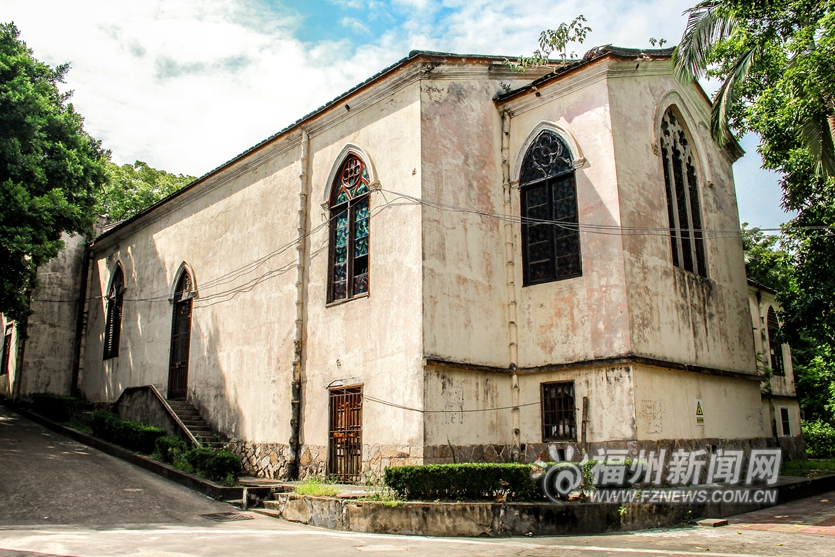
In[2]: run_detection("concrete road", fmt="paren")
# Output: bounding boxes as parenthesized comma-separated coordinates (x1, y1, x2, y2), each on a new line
(2, 405, 834, 557)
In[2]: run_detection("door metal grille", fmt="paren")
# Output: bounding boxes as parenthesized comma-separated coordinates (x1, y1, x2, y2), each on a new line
(328, 386, 363, 482)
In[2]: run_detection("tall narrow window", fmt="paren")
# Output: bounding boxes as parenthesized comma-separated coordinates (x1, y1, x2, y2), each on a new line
(103, 267, 125, 360)
(767, 307, 785, 376)
(780, 407, 791, 437)
(168, 270, 193, 400)
(541, 381, 576, 441)
(660, 108, 707, 277)
(328, 155, 371, 303)
(520, 131, 582, 285)
(1, 325, 12, 376)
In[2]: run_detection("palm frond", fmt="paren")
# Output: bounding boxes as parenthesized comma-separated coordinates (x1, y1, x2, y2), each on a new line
(799, 112, 835, 177)
(711, 46, 759, 146)
(673, 0, 736, 82)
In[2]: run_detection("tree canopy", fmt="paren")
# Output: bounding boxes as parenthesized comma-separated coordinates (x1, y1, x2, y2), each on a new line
(0, 22, 109, 324)
(95, 161, 195, 223)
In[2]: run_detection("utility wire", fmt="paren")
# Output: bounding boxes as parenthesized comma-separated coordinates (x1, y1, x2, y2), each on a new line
(364, 394, 541, 413)
(30, 186, 833, 306)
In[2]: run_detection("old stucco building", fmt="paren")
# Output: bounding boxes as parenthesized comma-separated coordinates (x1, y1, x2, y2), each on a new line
(1, 46, 804, 480)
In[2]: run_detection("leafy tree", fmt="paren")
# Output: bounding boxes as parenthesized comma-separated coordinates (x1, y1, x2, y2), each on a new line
(673, 0, 835, 176)
(95, 161, 195, 222)
(741, 224, 792, 292)
(0, 23, 108, 324)
(741, 224, 835, 422)
(506, 15, 592, 71)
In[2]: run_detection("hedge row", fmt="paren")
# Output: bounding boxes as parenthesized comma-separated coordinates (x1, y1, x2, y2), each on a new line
(153, 436, 241, 483)
(804, 420, 835, 458)
(384, 463, 539, 501)
(90, 410, 165, 454)
(30, 393, 87, 422)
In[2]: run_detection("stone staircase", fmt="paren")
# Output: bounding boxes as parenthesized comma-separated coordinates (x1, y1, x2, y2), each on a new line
(166, 399, 225, 450)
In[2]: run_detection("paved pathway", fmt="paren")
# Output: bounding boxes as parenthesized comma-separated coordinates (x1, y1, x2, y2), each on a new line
(2, 405, 835, 556)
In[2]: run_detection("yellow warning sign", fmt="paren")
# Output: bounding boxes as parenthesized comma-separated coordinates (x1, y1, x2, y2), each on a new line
(695, 399, 705, 426)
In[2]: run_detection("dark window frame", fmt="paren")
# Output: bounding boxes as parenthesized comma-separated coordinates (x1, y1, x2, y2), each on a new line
(767, 307, 785, 376)
(103, 267, 125, 360)
(659, 107, 708, 278)
(520, 131, 582, 286)
(780, 407, 791, 437)
(327, 155, 371, 304)
(541, 381, 577, 442)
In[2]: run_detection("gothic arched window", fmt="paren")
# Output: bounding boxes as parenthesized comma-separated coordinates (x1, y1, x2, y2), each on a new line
(520, 130, 582, 285)
(103, 266, 125, 360)
(767, 307, 785, 376)
(328, 155, 371, 302)
(660, 108, 707, 277)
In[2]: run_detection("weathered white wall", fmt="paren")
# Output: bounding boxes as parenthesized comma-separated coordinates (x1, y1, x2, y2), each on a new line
(632, 365, 765, 440)
(80, 69, 428, 456)
(607, 63, 755, 374)
(17, 233, 87, 396)
(517, 365, 637, 445)
(505, 60, 632, 368)
(419, 67, 523, 368)
(301, 79, 425, 452)
(81, 135, 302, 444)
(423, 366, 512, 447)
(0, 314, 18, 397)
(748, 285, 796, 397)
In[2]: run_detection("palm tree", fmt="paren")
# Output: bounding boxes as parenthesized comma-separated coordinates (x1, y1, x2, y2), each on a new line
(672, 0, 835, 177)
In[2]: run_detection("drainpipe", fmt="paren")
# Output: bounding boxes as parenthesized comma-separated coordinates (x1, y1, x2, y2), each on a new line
(289, 128, 311, 479)
(501, 111, 521, 462)
(71, 246, 92, 397)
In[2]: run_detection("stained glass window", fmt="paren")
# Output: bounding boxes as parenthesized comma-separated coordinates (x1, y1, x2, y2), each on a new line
(328, 155, 371, 302)
(660, 108, 707, 277)
(103, 266, 125, 360)
(520, 131, 582, 285)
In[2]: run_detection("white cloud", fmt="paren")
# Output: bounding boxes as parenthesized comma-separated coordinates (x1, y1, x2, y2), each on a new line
(0, 0, 786, 226)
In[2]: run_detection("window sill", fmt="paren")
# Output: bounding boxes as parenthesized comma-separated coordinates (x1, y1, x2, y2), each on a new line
(326, 292, 370, 308)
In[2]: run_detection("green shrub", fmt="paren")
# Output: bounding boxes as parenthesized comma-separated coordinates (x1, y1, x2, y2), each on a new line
(30, 393, 86, 422)
(384, 463, 538, 501)
(90, 410, 165, 454)
(178, 447, 242, 482)
(804, 420, 835, 458)
(154, 435, 189, 464)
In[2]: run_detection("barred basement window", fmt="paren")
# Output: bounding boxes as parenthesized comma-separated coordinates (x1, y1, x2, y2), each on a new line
(103, 266, 125, 360)
(541, 381, 576, 441)
(1, 325, 11, 376)
(767, 307, 785, 376)
(520, 130, 582, 285)
(328, 155, 371, 303)
(659, 108, 707, 277)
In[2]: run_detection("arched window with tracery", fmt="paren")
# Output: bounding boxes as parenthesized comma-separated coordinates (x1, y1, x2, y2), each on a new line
(328, 155, 371, 302)
(520, 130, 582, 285)
(660, 108, 707, 277)
(767, 307, 785, 376)
(103, 266, 125, 360)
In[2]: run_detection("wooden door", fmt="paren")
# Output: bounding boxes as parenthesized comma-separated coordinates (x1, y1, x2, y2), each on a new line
(328, 386, 363, 482)
(168, 272, 192, 399)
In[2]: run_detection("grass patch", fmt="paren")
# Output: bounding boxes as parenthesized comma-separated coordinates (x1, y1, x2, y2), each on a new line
(295, 477, 340, 497)
(781, 459, 835, 478)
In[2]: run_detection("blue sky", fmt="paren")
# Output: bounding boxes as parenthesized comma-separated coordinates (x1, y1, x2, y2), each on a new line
(1, 0, 794, 228)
